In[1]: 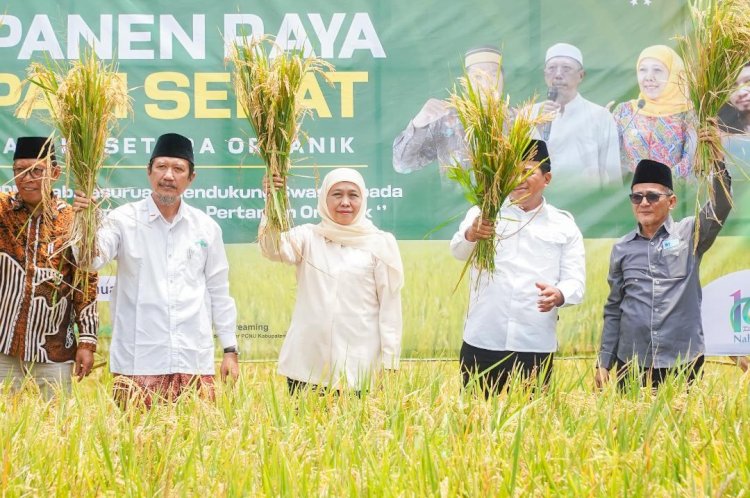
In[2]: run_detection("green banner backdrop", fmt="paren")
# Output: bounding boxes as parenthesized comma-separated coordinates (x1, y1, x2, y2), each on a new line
(1, 0, 748, 359)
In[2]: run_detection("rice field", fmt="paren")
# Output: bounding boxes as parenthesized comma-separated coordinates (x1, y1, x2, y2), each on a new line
(4, 236, 750, 496)
(2, 359, 749, 496)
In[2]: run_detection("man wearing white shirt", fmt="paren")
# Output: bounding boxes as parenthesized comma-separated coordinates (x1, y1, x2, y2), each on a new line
(533, 43, 621, 188)
(450, 140, 586, 396)
(75, 133, 239, 407)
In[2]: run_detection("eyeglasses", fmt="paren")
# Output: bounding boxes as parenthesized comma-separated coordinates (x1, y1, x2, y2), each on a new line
(628, 192, 671, 204)
(12, 166, 47, 179)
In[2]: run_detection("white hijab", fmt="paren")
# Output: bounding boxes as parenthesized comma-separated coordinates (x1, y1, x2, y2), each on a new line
(312, 168, 404, 293)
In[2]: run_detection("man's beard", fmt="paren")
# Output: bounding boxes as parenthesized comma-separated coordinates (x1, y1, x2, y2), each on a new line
(154, 192, 178, 205)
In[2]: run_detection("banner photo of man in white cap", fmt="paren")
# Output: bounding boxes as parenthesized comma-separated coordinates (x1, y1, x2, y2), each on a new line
(532, 42, 622, 188)
(392, 46, 503, 179)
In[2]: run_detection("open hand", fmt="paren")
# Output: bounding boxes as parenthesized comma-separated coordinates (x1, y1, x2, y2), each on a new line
(535, 282, 564, 312)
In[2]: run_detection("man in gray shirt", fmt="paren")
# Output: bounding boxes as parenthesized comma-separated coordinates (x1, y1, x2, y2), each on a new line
(595, 158, 732, 389)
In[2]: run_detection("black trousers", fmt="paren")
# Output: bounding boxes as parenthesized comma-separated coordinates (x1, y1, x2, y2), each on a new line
(459, 341, 554, 397)
(287, 378, 316, 395)
(614, 355, 705, 390)
(287, 378, 361, 397)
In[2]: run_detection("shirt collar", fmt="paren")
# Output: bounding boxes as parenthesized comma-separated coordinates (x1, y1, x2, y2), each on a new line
(632, 215, 674, 240)
(146, 194, 184, 225)
(10, 191, 63, 220)
(505, 197, 547, 219)
(565, 93, 583, 111)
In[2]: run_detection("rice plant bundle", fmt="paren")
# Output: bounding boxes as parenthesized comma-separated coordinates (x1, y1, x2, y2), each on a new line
(23, 50, 130, 288)
(447, 72, 545, 276)
(230, 36, 332, 240)
(675, 0, 750, 239)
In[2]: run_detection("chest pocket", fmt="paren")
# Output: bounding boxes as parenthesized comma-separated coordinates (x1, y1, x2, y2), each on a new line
(184, 240, 209, 284)
(659, 240, 690, 279)
(533, 229, 566, 261)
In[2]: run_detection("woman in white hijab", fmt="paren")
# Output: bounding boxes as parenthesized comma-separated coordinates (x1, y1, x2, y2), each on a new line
(259, 168, 404, 393)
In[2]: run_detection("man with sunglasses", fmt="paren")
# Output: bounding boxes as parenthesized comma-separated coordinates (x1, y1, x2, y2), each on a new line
(0, 137, 99, 398)
(595, 159, 732, 389)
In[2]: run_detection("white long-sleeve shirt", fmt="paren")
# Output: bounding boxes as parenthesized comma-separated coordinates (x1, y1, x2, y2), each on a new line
(450, 201, 585, 353)
(259, 222, 402, 390)
(92, 196, 237, 375)
(532, 94, 622, 187)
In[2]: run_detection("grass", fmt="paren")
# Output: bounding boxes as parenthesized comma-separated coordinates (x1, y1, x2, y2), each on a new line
(7, 235, 750, 496)
(1, 360, 749, 496)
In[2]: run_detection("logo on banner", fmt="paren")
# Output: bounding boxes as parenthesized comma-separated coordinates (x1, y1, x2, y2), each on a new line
(730, 290, 750, 337)
(702, 270, 750, 355)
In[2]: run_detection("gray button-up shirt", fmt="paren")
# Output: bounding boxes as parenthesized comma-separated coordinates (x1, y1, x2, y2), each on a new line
(598, 170, 732, 369)
(392, 107, 469, 176)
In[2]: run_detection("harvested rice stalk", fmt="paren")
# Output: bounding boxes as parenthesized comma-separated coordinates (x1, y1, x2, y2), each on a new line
(22, 50, 130, 295)
(675, 0, 750, 246)
(447, 68, 546, 278)
(230, 36, 332, 243)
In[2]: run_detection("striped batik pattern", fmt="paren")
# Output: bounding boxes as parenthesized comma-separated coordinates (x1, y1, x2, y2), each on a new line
(0, 253, 25, 355)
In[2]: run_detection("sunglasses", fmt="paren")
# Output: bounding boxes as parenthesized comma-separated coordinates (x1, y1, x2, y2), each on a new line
(628, 192, 671, 204)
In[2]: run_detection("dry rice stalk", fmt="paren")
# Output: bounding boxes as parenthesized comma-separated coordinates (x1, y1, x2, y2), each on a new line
(21, 50, 130, 295)
(447, 69, 546, 279)
(675, 0, 750, 246)
(229, 36, 332, 244)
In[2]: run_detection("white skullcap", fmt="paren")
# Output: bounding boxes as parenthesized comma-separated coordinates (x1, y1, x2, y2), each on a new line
(464, 46, 502, 68)
(545, 43, 583, 67)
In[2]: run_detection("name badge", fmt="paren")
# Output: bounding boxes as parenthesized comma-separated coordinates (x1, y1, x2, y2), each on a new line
(662, 238, 681, 252)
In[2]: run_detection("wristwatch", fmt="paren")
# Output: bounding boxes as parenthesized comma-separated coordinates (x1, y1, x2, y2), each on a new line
(223, 346, 240, 356)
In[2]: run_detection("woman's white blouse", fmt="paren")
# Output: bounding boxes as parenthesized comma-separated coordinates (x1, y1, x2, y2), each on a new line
(260, 222, 403, 389)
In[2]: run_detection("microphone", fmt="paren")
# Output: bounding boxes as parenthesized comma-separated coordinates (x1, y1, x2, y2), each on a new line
(621, 99, 646, 134)
(541, 87, 559, 141)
